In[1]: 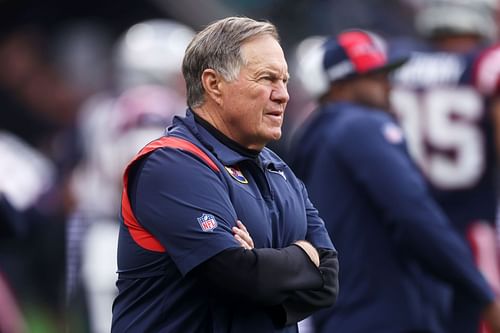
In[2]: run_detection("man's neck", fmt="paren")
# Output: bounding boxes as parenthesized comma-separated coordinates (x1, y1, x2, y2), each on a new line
(193, 103, 235, 140)
(191, 108, 260, 159)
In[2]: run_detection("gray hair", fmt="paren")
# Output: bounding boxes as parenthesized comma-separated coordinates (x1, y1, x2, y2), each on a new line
(182, 16, 279, 108)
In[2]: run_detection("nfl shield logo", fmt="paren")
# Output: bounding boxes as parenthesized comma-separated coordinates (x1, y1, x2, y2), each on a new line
(382, 123, 404, 144)
(197, 213, 218, 232)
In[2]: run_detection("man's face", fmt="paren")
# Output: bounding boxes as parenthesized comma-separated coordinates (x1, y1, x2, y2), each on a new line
(351, 72, 391, 110)
(218, 35, 289, 150)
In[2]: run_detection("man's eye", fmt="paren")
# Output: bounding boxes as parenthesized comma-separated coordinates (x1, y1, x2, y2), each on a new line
(260, 74, 288, 85)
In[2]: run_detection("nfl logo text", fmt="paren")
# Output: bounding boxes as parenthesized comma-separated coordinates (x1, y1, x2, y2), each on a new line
(197, 213, 218, 232)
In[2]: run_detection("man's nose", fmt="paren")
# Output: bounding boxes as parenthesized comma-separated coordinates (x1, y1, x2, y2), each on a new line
(271, 82, 289, 104)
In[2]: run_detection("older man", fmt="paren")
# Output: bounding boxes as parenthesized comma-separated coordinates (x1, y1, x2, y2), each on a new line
(111, 17, 338, 333)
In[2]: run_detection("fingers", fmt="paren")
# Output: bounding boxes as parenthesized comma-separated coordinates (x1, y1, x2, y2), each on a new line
(232, 220, 254, 249)
(234, 233, 252, 250)
(236, 220, 248, 232)
(233, 227, 254, 249)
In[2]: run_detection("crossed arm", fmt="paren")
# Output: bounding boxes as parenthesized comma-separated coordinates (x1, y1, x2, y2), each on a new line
(193, 220, 339, 327)
(130, 148, 338, 326)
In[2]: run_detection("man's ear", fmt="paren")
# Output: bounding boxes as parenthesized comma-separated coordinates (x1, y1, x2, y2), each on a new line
(201, 69, 223, 105)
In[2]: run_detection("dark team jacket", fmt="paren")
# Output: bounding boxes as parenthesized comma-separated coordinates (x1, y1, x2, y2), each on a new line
(290, 102, 494, 333)
(111, 108, 334, 332)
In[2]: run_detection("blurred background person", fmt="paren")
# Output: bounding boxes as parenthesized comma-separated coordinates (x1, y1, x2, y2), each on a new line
(0, 131, 56, 333)
(0, 26, 83, 333)
(289, 28, 500, 333)
(391, 0, 500, 331)
(66, 18, 193, 333)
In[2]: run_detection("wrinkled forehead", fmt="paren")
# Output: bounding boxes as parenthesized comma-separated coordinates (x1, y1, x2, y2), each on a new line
(240, 35, 288, 73)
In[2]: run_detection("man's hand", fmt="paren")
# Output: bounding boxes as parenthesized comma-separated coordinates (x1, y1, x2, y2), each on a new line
(483, 298, 500, 333)
(232, 220, 254, 249)
(294, 240, 320, 267)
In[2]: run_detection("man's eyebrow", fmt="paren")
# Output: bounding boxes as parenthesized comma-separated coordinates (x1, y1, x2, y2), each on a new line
(260, 68, 290, 79)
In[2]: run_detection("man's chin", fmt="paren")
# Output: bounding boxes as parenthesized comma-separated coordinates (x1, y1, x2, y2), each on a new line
(268, 130, 282, 142)
(254, 129, 282, 148)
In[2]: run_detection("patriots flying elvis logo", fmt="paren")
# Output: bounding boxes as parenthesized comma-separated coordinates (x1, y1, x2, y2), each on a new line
(224, 165, 248, 184)
(197, 213, 218, 232)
